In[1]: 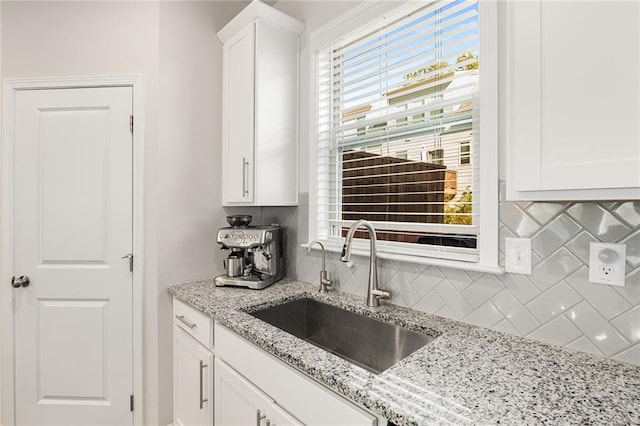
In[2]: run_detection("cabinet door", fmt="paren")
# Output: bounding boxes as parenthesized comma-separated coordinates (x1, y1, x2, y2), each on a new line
(506, 1, 640, 200)
(222, 22, 255, 204)
(253, 19, 299, 205)
(214, 359, 302, 426)
(173, 326, 213, 426)
(268, 403, 303, 426)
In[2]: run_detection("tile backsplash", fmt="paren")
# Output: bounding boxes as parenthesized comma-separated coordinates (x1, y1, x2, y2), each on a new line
(261, 189, 640, 366)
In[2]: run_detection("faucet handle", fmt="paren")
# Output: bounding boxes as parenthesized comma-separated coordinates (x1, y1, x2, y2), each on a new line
(319, 270, 334, 293)
(372, 288, 391, 300)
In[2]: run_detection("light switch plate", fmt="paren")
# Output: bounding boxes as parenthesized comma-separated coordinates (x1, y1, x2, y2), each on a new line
(505, 237, 532, 275)
(588, 242, 626, 286)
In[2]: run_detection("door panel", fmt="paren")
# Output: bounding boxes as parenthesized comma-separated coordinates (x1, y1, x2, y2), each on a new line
(13, 87, 133, 425)
(39, 108, 110, 264)
(38, 299, 108, 401)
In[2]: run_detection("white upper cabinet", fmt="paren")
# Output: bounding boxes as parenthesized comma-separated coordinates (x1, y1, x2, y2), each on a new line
(218, 0, 305, 206)
(506, 1, 640, 201)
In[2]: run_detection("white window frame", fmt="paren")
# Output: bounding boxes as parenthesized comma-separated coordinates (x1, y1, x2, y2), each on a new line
(307, 0, 501, 274)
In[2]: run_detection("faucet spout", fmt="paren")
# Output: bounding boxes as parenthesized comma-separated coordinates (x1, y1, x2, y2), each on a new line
(308, 240, 334, 293)
(340, 220, 391, 307)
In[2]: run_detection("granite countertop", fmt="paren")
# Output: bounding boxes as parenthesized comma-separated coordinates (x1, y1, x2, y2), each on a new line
(167, 279, 640, 426)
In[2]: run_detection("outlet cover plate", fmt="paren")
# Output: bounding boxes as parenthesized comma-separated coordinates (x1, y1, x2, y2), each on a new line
(588, 242, 626, 286)
(505, 237, 532, 275)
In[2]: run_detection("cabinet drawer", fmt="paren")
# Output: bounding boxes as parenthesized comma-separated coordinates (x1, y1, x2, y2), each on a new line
(173, 299, 213, 349)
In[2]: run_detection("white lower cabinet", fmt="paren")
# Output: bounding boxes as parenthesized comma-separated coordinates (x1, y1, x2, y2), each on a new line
(173, 326, 214, 426)
(171, 307, 380, 426)
(215, 359, 302, 426)
(215, 324, 378, 426)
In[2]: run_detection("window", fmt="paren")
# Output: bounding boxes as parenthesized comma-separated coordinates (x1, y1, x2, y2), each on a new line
(460, 141, 471, 165)
(428, 149, 444, 165)
(310, 0, 499, 270)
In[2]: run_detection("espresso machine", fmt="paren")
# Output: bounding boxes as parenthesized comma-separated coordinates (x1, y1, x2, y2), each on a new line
(214, 215, 284, 290)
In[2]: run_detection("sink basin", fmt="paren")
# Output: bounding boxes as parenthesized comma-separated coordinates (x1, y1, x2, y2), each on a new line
(249, 298, 437, 374)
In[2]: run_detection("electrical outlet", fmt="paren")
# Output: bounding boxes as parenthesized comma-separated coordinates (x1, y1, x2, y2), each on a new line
(588, 242, 626, 286)
(504, 237, 532, 275)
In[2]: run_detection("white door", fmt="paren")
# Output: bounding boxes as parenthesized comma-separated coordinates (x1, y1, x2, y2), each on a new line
(173, 326, 213, 426)
(12, 87, 134, 425)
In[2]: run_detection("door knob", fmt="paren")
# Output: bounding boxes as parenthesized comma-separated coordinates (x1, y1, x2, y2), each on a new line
(11, 275, 30, 288)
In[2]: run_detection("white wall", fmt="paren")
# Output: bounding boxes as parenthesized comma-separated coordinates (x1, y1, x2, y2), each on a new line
(274, 1, 361, 194)
(156, 2, 246, 422)
(1, 1, 162, 422)
(0, 1, 246, 424)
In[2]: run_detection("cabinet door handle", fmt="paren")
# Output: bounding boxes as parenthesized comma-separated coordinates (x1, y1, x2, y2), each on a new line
(175, 315, 196, 329)
(256, 409, 266, 426)
(199, 360, 208, 409)
(242, 157, 249, 197)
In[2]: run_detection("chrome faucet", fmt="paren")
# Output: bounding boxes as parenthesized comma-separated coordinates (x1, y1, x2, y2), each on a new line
(307, 240, 334, 293)
(340, 220, 391, 307)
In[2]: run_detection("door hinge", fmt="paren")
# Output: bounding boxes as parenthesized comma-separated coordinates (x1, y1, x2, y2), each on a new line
(122, 253, 133, 272)
(130, 115, 134, 133)
(130, 394, 134, 412)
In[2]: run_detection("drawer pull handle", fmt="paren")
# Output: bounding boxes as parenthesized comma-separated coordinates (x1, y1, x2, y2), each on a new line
(175, 315, 196, 329)
(199, 360, 208, 409)
(256, 410, 266, 426)
(242, 157, 250, 197)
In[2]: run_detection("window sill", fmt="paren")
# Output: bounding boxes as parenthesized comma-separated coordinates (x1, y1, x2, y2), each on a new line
(301, 241, 505, 275)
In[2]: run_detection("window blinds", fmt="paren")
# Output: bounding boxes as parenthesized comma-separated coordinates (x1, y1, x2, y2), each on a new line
(315, 0, 480, 261)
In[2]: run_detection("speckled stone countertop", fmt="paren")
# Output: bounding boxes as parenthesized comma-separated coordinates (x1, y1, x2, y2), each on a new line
(167, 279, 640, 426)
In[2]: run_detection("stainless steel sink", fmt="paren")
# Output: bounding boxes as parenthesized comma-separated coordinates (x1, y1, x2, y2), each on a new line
(249, 298, 437, 374)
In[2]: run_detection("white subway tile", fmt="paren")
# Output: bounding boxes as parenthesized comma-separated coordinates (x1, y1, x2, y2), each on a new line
(530, 248, 582, 291)
(566, 336, 604, 357)
(526, 281, 582, 323)
(492, 290, 540, 335)
(614, 201, 640, 227)
(532, 214, 581, 258)
(567, 203, 632, 241)
(565, 302, 630, 356)
(496, 273, 541, 304)
(566, 267, 632, 320)
(462, 301, 504, 328)
(412, 290, 445, 315)
(434, 280, 472, 319)
(612, 343, 640, 365)
(526, 202, 568, 225)
(527, 315, 582, 346)
(492, 319, 518, 336)
(461, 274, 504, 309)
(610, 305, 640, 343)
